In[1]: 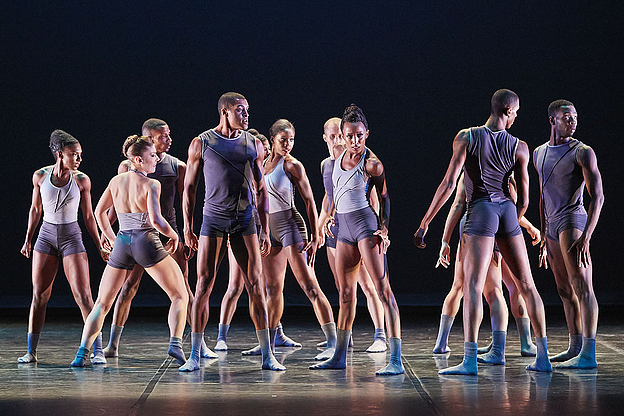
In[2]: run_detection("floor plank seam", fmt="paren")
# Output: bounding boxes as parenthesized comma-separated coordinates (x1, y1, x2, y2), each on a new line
(597, 340, 624, 356)
(402, 354, 443, 416)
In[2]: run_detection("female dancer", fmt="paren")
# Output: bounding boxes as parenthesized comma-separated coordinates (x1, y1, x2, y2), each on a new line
(311, 105, 404, 375)
(19, 130, 108, 363)
(71, 135, 188, 367)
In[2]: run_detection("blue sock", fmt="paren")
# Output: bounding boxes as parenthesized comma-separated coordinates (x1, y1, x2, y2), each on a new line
(217, 323, 230, 342)
(389, 337, 402, 365)
(374, 328, 386, 342)
(28, 333, 40, 354)
(71, 346, 90, 367)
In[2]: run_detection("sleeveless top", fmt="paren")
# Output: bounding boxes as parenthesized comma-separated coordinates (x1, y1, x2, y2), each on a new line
(148, 153, 180, 223)
(117, 212, 152, 231)
(533, 139, 586, 223)
(265, 157, 295, 214)
(321, 157, 335, 206)
(332, 148, 372, 214)
(464, 126, 518, 203)
(199, 129, 257, 218)
(40, 167, 81, 224)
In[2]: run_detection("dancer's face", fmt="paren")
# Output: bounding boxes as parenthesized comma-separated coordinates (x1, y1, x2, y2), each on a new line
(323, 122, 344, 157)
(505, 102, 520, 129)
(149, 125, 171, 154)
(59, 143, 82, 170)
(551, 106, 577, 138)
(139, 144, 159, 174)
(272, 129, 295, 156)
(225, 99, 249, 130)
(342, 122, 368, 155)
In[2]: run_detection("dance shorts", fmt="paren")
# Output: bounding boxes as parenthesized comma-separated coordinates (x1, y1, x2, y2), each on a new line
(200, 207, 257, 238)
(463, 198, 522, 238)
(34, 221, 86, 257)
(269, 208, 307, 248)
(108, 228, 169, 270)
(546, 212, 587, 242)
(335, 207, 380, 246)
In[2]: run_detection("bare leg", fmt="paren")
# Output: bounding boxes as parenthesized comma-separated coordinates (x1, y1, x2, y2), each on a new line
(434, 244, 464, 354)
(357, 264, 387, 352)
(18, 251, 58, 363)
(171, 241, 193, 324)
(215, 246, 245, 351)
(501, 259, 536, 356)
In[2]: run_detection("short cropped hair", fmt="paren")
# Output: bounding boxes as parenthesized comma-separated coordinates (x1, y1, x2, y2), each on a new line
(340, 104, 368, 132)
(218, 92, 246, 115)
(491, 89, 519, 115)
(49, 129, 79, 159)
(142, 118, 167, 136)
(548, 99, 575, 117)
(247, 128, 260, 136)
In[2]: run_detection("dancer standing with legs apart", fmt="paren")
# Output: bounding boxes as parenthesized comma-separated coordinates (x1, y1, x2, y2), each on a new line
(415, 89, 552, 375)
(101, 119, 203, 358)
(318, 117, 387, 353)
(310, 105, 404, 375)
(71, 136, 188, 367)
(181, 92, 283, 372)
(241, 119, 336, 360)
(20, 130, 108, 364)
(534, 100, 603, 369)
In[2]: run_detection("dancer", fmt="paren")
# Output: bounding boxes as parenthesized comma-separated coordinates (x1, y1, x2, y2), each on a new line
(318, 117, 387, 353)
(310, 104, 404, 375)
(181, 92, 283, 372)
(415, 89, 552, 375)
(102, 118, 200, 358)
(433, 173, 539, 362)
(19, 130, 108, 364)
(241, 119, 336, 360)
(70, 135, 189, 367)
(534, 99, 603, 368)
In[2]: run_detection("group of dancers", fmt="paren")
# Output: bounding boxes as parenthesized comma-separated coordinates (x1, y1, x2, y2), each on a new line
(19, 89, 602, 377)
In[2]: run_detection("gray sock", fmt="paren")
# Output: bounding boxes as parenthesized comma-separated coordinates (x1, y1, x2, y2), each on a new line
(269, 328, 277, 352)
(257, 328, 272, 361)
(168, 336, 186, 365)
(434, 314, 454, 352)
(389, 337, 402, 365)
(107, 325, 124, 349)
(321, 322, 337, 349)
(217, 323, 230, 342)
(374, 328, 386, 342)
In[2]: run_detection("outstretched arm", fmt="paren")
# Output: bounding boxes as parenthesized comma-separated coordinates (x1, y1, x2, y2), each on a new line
(414, 130, 469, 248)
(569, 146, 604, 267)
(183, 138, 202, 252)
(21, 170, 44, 258)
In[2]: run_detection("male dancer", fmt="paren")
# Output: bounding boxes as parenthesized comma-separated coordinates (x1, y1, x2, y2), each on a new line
(415, 89, 552, 375)
(181, 92, 283, 372)
(318, 117, 387, 353)
(101, 119, 209, 358)
(534, 99, 603, 368)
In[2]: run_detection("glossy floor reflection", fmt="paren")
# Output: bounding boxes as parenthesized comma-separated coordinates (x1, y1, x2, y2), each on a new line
(1, 306, 624, 415)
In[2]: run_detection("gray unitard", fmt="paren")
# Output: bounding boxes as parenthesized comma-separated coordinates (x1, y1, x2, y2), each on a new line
(534, 139, 587, 241)
(198, 129, 258, 237)
(34, 167, 86, 257)
(463, 126, 522, 238)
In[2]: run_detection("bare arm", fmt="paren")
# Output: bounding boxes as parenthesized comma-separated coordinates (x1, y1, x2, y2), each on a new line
(569, 145, 604, 267)
(286, 157, 319, 265)
(147, 180, 178, 254)
(253, 138, 270, 256)
(183, 138, 202, 252)
(414, 130, 468, 248)
(509, 173, 540, 245)
(76, 172, 107, 260)
(20, 170, 45, 258)
(366, 156, 391, 254)
(436, 173, 466, 268)
(513, 141, 530, 220)
(94, 183, 117, 245)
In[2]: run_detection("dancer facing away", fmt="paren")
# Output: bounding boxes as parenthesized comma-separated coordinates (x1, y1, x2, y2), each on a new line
(215, 132, 299, 351)
(181, 92, 284, 372)
(241, 119, 337, 360)
(318, 117, 387, 353)
(71, 135, 189, 367)
(433, 173, 539, 363)
(534, 99, 603, 369)
(101, 118, 204, 358)
(20, 130, 108, 364)
(310, 104, 404, 375)
(414, 89, 552, 375)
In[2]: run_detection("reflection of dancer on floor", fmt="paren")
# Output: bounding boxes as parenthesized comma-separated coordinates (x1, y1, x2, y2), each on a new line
(239, 119, 336, 360)
(415, 89, 552, 375)
(181, 92, 283, 372)
(71, 135, 188, 367)
(19, 130, 108, 364)
(101, 118, 200, 358)
(318, 117, 387, 353)
(433, 173, 539, 362)
(215, 132, 299, 351)
(311, 104, 404, 375)
(534, 100, 603, 369)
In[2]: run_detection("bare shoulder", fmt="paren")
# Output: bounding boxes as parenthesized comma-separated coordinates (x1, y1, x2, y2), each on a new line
(118, 160, 132, 173)
(33, 166, 51, 181)
(284, 155, 305, 177)
(456, 128, 471, 141)
(365, 149, 384, 177)
(73, 170, 91, 190)
(189, 137, 203, 154)
(576, 143, 598, 167)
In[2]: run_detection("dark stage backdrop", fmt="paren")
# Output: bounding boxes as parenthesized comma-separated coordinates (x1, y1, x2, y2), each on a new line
(2, 1, 622, 309)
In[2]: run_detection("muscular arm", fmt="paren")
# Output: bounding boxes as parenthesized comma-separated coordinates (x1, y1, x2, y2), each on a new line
(441, 172, 466, 246)
(183, 138, 202, 251)
(94, 183, 117, 244)
(414, 130, 468, 248)
(20, 170, 45, 258)
(147, 181, 177, 240)
(513, 141, 530, 220)
(253, 138, 270, 255)
(76, 172, 106, 259)
(287, 158, 319, 238)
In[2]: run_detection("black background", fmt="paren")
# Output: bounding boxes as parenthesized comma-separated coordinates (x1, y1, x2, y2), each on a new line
(2, 1, 622, 309)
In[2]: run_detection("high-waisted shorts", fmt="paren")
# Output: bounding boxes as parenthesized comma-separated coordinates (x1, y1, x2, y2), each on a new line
(200, 207, 257, 238)
(546, 212, 587, 242)
(335, 207, 380, 246)
(269, 208, 307, 248)
(464, 199, 521, 238)
(108, 228, 169, 270)
(34, 221, 86, 257)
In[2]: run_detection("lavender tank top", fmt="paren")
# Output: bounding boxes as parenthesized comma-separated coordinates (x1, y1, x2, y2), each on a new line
(332, 148, 371, 214)
(148, 153, 180, 222)
(321, 157, 335, 206)
(40, 167, 81, 224)
(265, 157, 295, 214)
